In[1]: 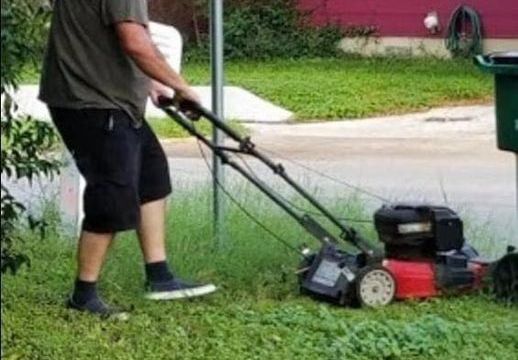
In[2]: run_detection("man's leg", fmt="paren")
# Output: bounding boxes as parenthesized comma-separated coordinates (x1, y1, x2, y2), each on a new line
(138, 121, 216, 300)
(50, 108, 138, 317)
(137, 198, 167, 263)
(137, 197, 217, 300)
(137, 197, 177, 286)
(70, 231, 113, 308)
(136, 122, 174, 284)
(77, 231, 114, 282)
(69, 230, 128, 319)
(70, 231, 128, 320)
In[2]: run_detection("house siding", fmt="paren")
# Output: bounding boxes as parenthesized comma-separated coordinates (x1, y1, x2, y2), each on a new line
(299, 0, 518, 38)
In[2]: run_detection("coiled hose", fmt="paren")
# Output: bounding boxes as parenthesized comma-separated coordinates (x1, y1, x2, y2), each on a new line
(445, 5, 483, 57)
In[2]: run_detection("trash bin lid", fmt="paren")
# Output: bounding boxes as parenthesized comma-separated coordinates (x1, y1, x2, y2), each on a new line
(489, 51, 518, 65)
(474, 52, 518, 74)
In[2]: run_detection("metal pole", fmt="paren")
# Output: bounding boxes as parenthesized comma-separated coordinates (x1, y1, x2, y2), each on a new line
(210, 0, 225, 246)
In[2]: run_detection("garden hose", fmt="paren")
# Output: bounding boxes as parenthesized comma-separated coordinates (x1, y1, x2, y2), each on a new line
(445, 5, 483, 57)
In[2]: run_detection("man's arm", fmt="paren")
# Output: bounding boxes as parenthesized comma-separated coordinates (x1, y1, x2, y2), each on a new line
(115, 21, 199, 104)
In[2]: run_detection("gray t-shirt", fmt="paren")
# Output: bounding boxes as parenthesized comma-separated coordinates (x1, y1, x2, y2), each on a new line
(39, 0, 150, 125)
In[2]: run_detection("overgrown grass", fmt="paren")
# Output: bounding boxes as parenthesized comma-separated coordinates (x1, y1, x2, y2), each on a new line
(2, 187, 516, 359)
(183, 57, 492, 120)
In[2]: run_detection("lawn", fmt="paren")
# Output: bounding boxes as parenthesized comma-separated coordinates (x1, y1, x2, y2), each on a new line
(182, 57, 493, 120)
(147, 117, 246, 140)
(2, 187, 517, 360)
(22, 57, 493, 122)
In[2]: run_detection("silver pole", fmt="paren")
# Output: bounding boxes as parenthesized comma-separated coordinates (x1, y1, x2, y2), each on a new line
(210, 0, 225, 246)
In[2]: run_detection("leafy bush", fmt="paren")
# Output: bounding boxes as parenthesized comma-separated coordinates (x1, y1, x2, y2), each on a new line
(1, 0, 50, 88)
(185, 0, 344, 60)
(224, 0, 343, 59)
(1, 0, 60, 274)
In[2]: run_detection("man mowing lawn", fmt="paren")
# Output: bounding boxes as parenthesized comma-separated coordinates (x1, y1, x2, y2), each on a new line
(39, 0, 217, 318)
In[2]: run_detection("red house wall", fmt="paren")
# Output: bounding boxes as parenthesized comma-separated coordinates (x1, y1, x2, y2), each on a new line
(298, 0, 518, 38)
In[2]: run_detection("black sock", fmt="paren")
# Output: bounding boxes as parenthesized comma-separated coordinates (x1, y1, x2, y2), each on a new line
(72, 279, 98, 305)
(145, 261, 174, 283)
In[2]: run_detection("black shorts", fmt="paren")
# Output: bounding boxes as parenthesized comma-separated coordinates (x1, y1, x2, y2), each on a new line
(50, 107, 172, 233)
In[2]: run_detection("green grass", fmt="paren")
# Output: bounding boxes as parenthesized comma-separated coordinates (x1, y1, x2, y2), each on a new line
(148, 117, 247, 139)
(183, 57, 492, 121)
(22, 57, 492, 122)
(2, 187, 517, 360)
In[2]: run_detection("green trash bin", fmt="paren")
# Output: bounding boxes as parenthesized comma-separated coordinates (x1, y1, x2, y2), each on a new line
(475, 51, 518, 153)
(476, 51, 518, 217)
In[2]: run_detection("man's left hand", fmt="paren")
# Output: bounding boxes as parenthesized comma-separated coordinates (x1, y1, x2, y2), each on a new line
(149, 80, 174, 107)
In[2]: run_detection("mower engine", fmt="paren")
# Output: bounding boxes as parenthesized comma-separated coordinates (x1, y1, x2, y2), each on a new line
(367, 204, 488, 305)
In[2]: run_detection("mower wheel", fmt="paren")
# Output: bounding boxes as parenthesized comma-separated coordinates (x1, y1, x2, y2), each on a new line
(493, 252, 518, 303)
(356, 265, 396, 307)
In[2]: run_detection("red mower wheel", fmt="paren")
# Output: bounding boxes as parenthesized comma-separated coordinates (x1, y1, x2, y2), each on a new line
(356, 265, 396, 307)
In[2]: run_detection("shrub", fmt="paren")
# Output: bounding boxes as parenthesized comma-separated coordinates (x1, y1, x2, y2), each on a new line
(1, 0, 60, 274)
(184, 0, 344, 61)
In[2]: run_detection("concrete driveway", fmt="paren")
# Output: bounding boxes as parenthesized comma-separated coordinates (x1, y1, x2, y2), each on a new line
(163, 105, 517, 247)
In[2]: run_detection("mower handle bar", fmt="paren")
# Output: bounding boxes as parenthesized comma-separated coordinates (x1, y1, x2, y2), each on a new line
(158, 96, 374, 256)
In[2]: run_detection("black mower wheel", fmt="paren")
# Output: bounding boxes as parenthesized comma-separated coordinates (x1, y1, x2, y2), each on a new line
(493, 252, 518, 303)
(356, 265, 396, 308)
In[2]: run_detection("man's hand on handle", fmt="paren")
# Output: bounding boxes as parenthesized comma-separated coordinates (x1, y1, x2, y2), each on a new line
(149, 80, 174, 107)
(152, 82, 202, 121)
(174, 87, 202, 119)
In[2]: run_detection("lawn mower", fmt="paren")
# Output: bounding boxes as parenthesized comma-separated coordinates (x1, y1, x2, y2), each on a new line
(159, 98, 518, 307)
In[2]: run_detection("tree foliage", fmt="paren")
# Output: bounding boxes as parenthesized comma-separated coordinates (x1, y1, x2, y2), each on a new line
(1, 0, 61, 274)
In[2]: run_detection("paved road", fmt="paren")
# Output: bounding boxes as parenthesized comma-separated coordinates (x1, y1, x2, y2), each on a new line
(164, 105, 517, 250)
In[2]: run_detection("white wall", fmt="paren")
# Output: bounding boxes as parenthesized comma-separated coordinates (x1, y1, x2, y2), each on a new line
(339, 37, 518, 58)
